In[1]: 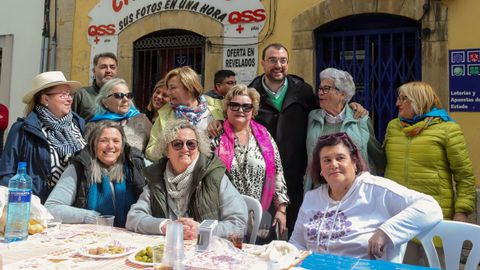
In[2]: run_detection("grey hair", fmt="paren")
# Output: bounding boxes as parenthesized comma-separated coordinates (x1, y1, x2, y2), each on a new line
(154, 119, 211, 159)
(94, 78, 134, 114)
(85, 121, 126, 184)
(319, 68, 356, 103)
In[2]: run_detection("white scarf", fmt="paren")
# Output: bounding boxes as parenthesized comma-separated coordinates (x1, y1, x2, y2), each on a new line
(164, 156, 199, 216)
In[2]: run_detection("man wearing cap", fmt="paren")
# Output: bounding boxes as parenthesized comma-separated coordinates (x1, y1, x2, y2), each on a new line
(72, 52, 118, 120)
(0, 71, 86, 202)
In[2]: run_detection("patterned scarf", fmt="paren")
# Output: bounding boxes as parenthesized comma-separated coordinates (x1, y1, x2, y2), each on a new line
(400, 107, 455, 137)
(90, 106, 140, 122)
(215, 120, 276, 211)
(171, 96, 208, 125)
(35, 105, 85, 158)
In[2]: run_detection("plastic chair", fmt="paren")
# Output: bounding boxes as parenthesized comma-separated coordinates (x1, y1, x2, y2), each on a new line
(416, 220, 480, 270)
(242, 194, 262, 244)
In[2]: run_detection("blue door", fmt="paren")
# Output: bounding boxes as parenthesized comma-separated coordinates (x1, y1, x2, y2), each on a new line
(315, 14, 421, 141)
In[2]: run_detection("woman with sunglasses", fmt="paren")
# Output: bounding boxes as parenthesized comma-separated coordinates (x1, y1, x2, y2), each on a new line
(45, 121, 145, 227)
(0, 71, 86, 202)
(305, 68, 384, 192)
(87, 78, 152, 153)
(212, 84, 289, 243)
(384, 81, 476, 265)
(126, 119, 247, 239)
(145, 66, 223, 161)
(289, 132, 442, 262)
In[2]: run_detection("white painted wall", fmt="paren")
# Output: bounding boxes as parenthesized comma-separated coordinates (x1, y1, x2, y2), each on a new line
(0, 0, 44, 131)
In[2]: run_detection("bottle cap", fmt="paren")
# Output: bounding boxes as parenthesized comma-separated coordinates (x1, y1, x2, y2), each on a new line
(18, 162, 27, 168)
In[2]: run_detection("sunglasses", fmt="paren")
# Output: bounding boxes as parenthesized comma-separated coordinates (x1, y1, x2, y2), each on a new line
(170, 139, 198, 151)
(107, 92, 134, 99)
(228, 102, 254, 112)
(318, 132, 358, 151)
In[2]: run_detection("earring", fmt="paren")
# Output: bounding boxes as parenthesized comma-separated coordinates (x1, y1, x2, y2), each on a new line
(45, 103, 48, 107)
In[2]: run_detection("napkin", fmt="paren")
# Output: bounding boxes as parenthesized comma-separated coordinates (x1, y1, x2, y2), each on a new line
(249, 240, 299, 269)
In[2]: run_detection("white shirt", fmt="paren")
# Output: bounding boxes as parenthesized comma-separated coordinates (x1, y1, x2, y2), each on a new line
(289, 172, 443, 262)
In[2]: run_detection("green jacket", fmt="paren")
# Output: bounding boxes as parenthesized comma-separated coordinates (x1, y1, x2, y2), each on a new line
(384, 118, 476, 219)
(144, 153, 226, 221)
(145, 95, 223, 161)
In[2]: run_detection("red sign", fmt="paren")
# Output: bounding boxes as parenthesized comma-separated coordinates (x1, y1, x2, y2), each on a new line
(228, 9, 266, 24)
(88, 24, 116, 37)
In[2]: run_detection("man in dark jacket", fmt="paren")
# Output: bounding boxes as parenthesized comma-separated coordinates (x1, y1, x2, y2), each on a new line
(72, 52, 118, 120)
(249, 43, 317, 235)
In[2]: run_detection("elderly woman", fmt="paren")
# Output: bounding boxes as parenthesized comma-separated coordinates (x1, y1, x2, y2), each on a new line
(45, 121, 145, 227)
(305, 68, 384, 191)
(145, 66, 223, 161)
(0, 71, 86, 202)
(126, 119, 247, 240)
(212, 84, 289, 242)
(384, 81, 476, 264)
(87, 78, 152, 153)
(145, 79, 170, 124)
(289, 132, 442, 262)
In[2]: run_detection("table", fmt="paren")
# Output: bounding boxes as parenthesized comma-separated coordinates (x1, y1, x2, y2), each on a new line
(299, 253, 437, 270)
(0, 224, 304, 270)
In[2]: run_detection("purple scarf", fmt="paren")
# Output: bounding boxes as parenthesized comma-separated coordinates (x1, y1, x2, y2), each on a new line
(215, 120, 276, 211)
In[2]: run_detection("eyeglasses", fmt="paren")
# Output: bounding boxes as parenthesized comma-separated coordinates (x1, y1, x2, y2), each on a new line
(317, 85, 337, 95)
(170, 139, 198, 151)
(396, 95, 410, 103)
(228, 102, 254, 112)
(46, 92, 73, 100)
(266, 57, 288, 65)
(107, 92, 134, 99)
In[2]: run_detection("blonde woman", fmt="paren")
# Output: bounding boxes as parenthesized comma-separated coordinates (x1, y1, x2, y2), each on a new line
(384, 81, 475, 264)
(145, 66, 223, 161)
(212, 84, 289, 243)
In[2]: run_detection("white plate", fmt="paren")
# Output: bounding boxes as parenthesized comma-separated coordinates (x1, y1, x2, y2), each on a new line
(78, 243, 136, 259)
(127, 250, 154, 266)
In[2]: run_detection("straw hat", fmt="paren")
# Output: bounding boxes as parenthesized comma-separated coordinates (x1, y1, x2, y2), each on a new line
(22, 71, 82, 104)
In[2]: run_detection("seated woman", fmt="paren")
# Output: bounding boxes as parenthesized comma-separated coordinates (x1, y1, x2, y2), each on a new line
(289, 132, 442, 262)
(145, 79, 170, 124)
(212, 84, 289, 242)
(45, 121, 146, 227)
(126, 119, 247, 240)
(88, 78, 152, 153)
(145, 66, 223, 161)
(0, 71, 86, 202)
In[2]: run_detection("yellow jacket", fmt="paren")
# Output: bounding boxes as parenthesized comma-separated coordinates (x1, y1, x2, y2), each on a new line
(145, 96, 223, 161)
(384, 118, 476, 219)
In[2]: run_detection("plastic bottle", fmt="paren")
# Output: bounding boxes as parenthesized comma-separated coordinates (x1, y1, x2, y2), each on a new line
(4, 162, 33, 242)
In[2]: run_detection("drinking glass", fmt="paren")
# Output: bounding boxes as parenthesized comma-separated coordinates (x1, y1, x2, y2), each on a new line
(95, 215, 114, 242)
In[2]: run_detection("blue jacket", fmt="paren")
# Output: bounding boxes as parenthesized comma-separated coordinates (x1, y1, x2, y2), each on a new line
(0, 110, 85, 203)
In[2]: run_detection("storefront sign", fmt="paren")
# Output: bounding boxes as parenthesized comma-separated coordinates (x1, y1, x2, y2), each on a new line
(88, 0, 265, 84)
(449, 49, 480, 112)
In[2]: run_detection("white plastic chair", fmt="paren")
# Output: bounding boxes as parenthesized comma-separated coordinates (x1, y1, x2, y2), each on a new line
(416, 220, 480, 270)
(242, 194, 262, 244)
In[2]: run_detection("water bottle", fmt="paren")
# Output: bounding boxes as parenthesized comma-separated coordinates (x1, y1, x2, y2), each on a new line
(4, 162, 33, 243)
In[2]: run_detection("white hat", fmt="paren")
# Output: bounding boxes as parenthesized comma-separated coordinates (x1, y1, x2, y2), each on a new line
(22, 71, 82, 104)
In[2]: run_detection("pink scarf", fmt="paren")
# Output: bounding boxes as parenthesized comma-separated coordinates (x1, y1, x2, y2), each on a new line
(215, 120, 276, 211)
